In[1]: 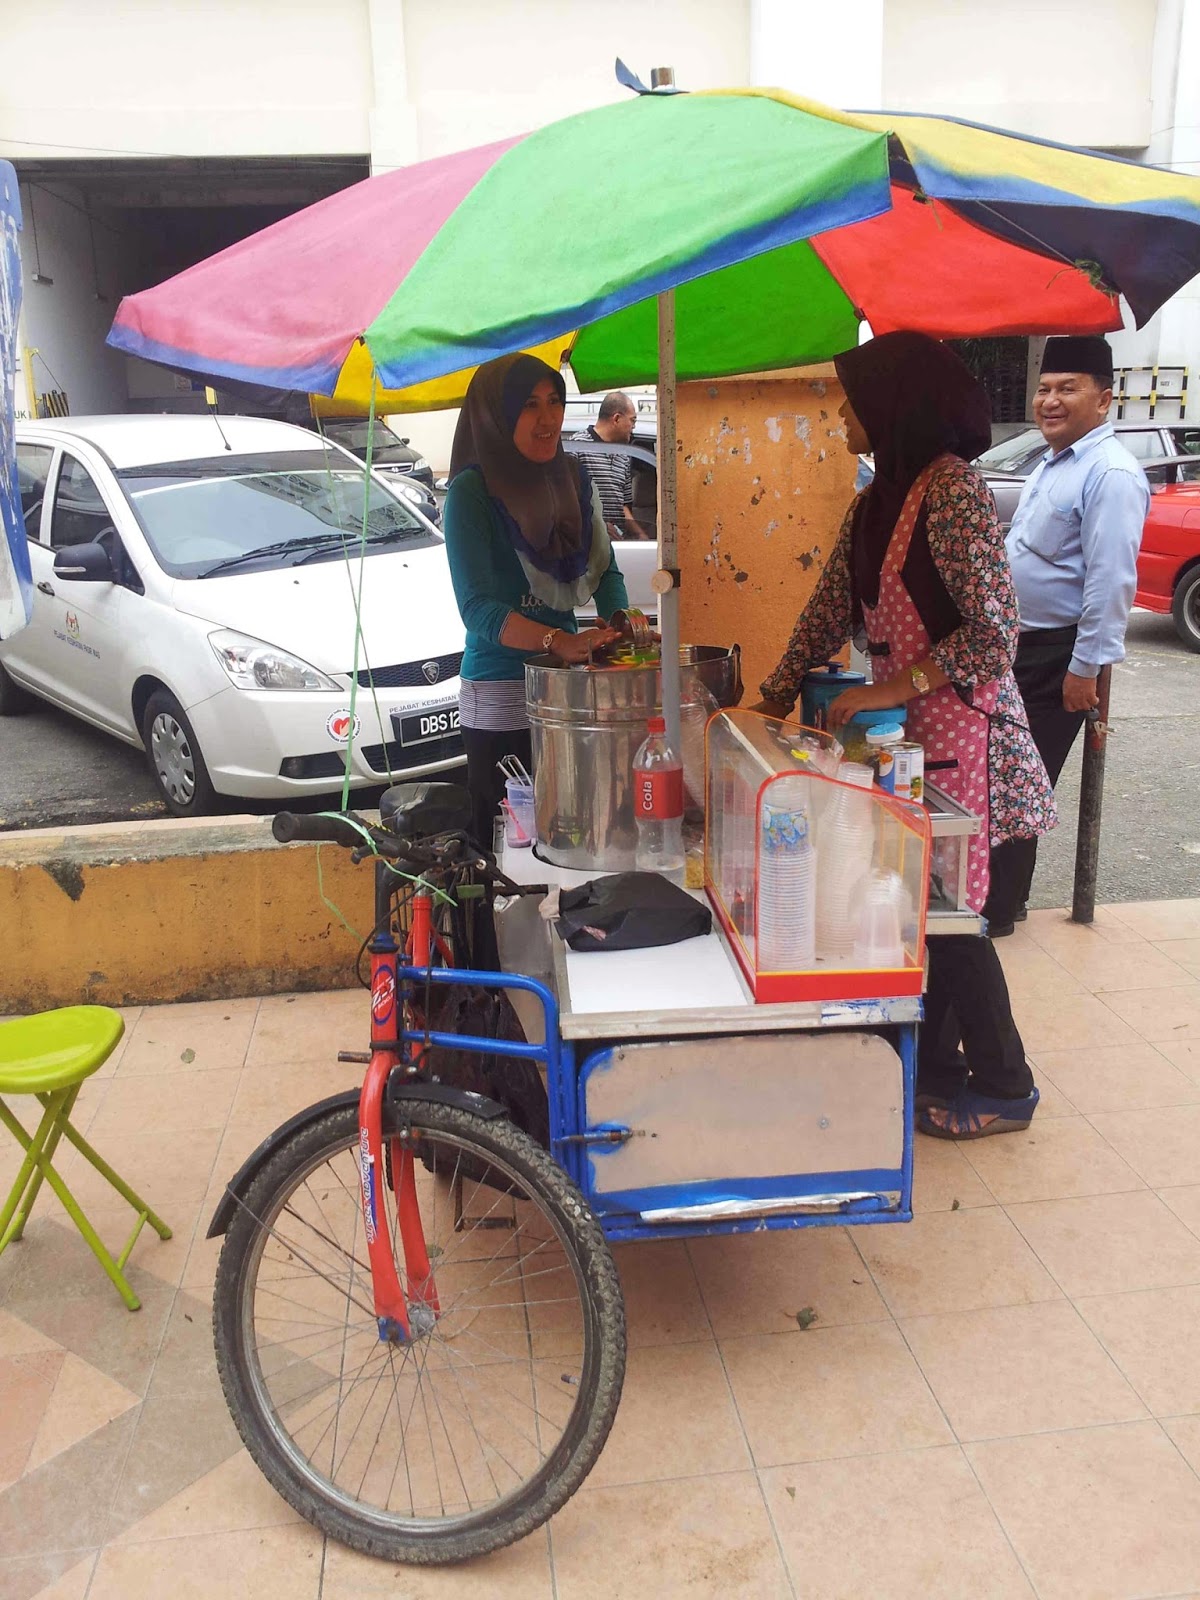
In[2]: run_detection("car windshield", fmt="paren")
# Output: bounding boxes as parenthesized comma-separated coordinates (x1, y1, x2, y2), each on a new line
(117, 450, 439, 577)
(976, 429, 1048, 476)
(320, 421, 413, 462)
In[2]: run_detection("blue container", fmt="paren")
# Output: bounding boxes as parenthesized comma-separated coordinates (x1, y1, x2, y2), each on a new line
(799, 662, 866, 730)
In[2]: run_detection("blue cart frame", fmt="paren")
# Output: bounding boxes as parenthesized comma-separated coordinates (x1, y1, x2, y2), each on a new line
(395, 958, 917, 1246)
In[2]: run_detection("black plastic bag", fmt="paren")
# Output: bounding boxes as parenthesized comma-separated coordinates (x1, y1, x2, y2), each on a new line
(556, 872, 711, 952)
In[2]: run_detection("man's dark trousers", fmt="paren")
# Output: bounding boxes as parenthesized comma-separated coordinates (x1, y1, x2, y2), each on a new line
(983, 624, 1089, 929)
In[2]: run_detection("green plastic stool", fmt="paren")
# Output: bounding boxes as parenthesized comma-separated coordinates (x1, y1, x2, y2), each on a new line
(0, 1005, 171, 1310)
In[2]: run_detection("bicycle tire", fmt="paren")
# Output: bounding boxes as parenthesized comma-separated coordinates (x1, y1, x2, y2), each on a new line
(212, 1098, 625, 1564)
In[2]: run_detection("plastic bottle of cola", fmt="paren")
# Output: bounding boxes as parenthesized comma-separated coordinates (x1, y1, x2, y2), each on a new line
(633, 715, 686, 887)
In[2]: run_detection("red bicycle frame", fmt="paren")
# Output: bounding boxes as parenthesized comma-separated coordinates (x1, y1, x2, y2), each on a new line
(360, 880, 440, 1343)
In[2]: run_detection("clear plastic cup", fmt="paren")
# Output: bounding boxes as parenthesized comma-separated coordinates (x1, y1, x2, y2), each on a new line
(850, 869, 907, 967)
(504, 780, 536, 848)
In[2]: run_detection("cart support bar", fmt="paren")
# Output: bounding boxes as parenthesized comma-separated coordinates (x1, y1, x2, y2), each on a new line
(1071, 662, 1111, 925)
(657, 288, 682, 757)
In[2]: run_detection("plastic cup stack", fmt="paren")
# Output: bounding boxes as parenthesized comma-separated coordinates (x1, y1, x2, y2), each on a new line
(815, 771, 877, 961)
(757, 776, 817, 970)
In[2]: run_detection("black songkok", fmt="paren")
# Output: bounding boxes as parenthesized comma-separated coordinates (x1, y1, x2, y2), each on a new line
(1040, 336, 1114, 383)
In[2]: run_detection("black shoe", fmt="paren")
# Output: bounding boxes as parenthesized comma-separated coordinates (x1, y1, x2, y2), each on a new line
(987, 920, 1016, 939)
(1015, 905, 1028, 923)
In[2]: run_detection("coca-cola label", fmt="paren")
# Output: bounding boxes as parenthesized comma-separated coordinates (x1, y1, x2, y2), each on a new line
(635, 767, 683, 818)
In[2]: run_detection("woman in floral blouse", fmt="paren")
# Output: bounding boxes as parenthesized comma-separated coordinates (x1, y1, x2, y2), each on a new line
(755, 332, 1055, 1139)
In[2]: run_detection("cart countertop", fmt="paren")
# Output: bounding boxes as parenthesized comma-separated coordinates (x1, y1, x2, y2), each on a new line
(498, 843, 923, 1041)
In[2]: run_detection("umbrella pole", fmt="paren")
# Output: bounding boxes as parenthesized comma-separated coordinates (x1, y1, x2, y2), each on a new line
(656, 289, 683, 756)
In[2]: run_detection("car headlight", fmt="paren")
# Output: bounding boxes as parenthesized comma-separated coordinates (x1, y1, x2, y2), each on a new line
(411, 457, 429, 471)
(209, 629, 340, 691)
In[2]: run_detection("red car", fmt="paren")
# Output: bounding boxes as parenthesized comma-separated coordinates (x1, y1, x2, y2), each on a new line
(1136, 457, 1200, 652)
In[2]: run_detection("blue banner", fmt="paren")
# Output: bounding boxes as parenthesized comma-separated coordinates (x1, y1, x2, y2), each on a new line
(1, 161, 30, 640)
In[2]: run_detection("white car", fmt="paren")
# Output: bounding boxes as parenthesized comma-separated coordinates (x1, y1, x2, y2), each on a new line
(2, 415, 466, 815)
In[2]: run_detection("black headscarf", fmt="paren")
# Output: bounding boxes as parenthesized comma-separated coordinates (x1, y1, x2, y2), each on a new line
(834, 332, 992, 607)
(449, 352, 584, 569)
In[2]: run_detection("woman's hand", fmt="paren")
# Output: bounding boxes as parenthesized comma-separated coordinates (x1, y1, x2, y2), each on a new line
(551, 626, 621, 664)
(826, 678, 907, 730)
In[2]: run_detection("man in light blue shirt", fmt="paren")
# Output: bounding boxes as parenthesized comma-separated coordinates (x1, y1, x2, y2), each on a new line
(985, 335, 1148, 934)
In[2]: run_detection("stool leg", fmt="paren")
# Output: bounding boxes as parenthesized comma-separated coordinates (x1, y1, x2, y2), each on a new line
(0, 1092, 72, 1249)
(28, 1155, 144, 1311)
(0, 1090, 170, 1313)
(56, 1121, 172, 1242)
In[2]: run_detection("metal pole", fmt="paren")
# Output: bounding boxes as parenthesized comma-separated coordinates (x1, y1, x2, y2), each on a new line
(656, 288, 683, 757)
(1071, 663, 1112, 924)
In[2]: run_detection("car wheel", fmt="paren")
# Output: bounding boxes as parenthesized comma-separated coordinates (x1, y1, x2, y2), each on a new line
(142, 689, 217, 816)
(0, 660, 34, 715)
(1171, 564, 1200, 654)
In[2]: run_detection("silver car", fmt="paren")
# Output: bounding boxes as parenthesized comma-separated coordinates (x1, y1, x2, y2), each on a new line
(978, 420, 1200, 530)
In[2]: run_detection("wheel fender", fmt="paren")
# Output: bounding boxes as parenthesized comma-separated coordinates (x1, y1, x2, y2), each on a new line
(206, 1080, 509, 1239)
(207, 1090, 361, 1239)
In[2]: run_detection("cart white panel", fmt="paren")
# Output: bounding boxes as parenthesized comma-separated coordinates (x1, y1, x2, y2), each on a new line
(581, 1031, 904, 1198)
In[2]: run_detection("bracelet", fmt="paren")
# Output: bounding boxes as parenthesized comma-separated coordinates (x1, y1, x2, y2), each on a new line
(542, 628, 560, 653)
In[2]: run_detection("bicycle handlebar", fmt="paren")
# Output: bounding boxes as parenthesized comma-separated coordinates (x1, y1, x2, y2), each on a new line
(272, 811, 369, 848)
(271, 810, 547, 898)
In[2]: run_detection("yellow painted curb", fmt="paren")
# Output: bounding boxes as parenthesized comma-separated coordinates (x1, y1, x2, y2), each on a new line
(0, 814, 373, 1011)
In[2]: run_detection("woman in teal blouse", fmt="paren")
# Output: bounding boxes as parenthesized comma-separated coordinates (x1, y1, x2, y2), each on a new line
(444, 353, 629, 844)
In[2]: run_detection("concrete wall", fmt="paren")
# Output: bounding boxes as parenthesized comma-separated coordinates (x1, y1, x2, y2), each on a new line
(1108, 0, 1200, 415)
(882, 0, 1155, 147)
(15, 182, 135, 417)
(0, 816, 365, 1012)
(676, 367, 857, 700)
(0, 0, 1156, 164)
(0, 0, 375, 159)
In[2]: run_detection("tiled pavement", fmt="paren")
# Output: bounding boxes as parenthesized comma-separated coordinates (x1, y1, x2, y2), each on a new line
(3, 899, 1200, 1599)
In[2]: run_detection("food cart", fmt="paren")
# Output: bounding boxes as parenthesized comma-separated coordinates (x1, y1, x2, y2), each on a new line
(107, 80, 1200, 1570)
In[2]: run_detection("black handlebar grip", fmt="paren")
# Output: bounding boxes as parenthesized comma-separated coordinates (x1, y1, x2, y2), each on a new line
(271, 811, 366, 847)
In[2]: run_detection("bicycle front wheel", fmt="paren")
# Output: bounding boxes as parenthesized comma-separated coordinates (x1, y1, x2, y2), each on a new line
(212, 1097, 625, 1565)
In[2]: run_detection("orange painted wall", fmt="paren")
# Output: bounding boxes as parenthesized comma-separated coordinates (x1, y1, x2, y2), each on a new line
(676, 365, 857, 699)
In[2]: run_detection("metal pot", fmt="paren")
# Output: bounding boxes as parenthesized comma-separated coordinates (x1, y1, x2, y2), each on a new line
(526, 644, 742, 872)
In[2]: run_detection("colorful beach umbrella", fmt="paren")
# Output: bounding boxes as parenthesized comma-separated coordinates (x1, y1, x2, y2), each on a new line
(107, 87, 1200, 412)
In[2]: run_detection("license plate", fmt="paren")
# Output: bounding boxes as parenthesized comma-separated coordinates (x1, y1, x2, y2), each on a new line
(393, 704, 461, 746)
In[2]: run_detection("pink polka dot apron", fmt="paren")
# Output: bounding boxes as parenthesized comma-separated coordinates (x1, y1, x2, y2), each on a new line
(860, 454, 997, 912)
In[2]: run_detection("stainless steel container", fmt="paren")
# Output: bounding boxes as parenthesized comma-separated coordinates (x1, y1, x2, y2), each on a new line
(526, 645, 742, 872)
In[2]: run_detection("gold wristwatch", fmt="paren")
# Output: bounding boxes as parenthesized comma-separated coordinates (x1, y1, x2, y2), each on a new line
(909, 664, 932, 696)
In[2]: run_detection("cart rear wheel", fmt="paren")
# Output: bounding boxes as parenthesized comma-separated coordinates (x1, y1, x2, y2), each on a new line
(212, 1099, 625, 1564)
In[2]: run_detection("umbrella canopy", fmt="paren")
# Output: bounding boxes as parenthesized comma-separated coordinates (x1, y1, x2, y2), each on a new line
(108, 88, 1200, 412)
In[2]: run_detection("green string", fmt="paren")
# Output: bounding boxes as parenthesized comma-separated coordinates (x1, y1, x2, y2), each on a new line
(314, 844, 364, 943)
(310, 810, 456, 907)
(306, 362, 409, 934)
(340, 376, 375, 811)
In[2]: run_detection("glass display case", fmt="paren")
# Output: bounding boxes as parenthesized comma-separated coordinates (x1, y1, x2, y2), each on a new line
(705, 710, 932, 1003)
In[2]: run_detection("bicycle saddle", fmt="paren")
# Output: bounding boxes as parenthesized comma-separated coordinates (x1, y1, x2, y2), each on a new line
(379, 782, 473, 841)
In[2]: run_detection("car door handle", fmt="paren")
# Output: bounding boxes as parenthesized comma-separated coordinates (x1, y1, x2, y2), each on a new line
(37, 581, 54, 597)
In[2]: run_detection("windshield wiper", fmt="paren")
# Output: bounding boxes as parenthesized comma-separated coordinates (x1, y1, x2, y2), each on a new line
(291, 526, 422, 565)
(197, 535, 355, 577)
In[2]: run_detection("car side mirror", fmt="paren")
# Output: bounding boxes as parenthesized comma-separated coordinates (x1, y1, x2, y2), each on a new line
(53, 539, 116, 583)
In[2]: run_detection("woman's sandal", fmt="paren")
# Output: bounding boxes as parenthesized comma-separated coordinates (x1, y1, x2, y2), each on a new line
(917, 1086, 1040, 1141)
(914, 1090, 955, 1113)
